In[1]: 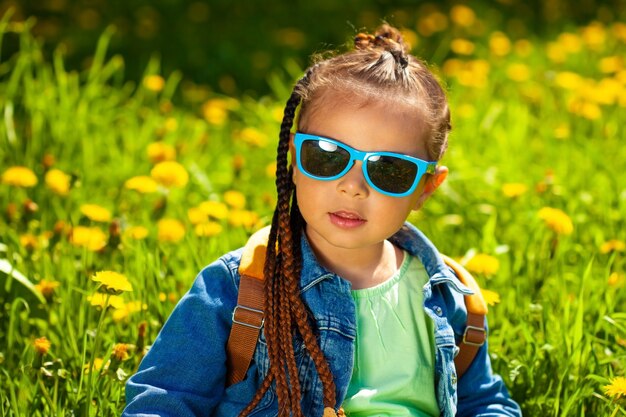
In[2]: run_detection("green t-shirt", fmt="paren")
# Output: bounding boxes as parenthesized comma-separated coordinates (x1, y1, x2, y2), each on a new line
(342, 253, 439, 417)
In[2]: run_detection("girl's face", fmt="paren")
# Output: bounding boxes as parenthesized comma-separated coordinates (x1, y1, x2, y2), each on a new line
(290, 96, 447, 257)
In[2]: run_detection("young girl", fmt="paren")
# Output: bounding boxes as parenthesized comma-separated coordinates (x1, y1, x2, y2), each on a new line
(123, 25, 522, 417)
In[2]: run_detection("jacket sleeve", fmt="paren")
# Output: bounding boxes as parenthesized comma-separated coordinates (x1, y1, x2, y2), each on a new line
(456, 320, 522, 417)
(122, 257, 238, 417)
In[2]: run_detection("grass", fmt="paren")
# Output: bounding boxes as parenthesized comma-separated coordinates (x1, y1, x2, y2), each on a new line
(1, 8, 626, 417)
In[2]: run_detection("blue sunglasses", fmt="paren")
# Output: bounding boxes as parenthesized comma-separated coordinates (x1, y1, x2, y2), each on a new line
(294, 132, 437, 197)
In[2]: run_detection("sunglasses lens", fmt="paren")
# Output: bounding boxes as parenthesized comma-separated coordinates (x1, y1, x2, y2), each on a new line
(366, 155, 418, 194)
(300, 140, 351, 177)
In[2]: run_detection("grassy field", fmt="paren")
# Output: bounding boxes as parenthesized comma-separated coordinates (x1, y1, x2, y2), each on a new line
(1, 6, 626, 417)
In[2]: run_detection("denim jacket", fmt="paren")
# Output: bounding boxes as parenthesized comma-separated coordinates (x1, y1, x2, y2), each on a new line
(123, 222, 522, 417)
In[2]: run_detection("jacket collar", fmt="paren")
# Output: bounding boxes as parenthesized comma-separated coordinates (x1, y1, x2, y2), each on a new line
(298, 222, 472, 293)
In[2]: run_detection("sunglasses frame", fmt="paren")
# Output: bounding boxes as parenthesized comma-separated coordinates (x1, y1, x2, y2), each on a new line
(294, 132, 437, 197)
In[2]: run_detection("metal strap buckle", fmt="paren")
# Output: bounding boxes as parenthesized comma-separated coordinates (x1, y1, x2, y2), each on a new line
(462, 325, 486, 346)
(232, 305, 265, 329)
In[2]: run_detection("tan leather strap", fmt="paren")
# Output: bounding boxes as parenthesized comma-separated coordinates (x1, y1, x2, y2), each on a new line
(226, 274, 265, 386)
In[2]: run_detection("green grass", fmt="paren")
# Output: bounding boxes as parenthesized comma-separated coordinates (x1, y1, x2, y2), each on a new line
(1, 9, 626, 417)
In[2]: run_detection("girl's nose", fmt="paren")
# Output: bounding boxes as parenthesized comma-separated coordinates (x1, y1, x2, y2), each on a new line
(336, 161, 370, 198)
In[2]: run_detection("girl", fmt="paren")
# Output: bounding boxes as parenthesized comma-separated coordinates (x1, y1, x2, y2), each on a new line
(123, 25, 522, 417)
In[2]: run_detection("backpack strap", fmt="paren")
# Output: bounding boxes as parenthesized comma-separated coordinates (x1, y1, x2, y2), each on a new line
(225, 226, 271, 386)
(225, 226, 487, 386)
(440, 254, 488, 378)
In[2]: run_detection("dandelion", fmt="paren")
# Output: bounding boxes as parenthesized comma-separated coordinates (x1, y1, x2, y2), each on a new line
(502, 183, 528, 198)
(555, 71, 583, 90)
(45, 169, 71, 195)
(201, 98, 239, 125)
(35, 279, 61, 300)
(581, 23, 606, 50)
(228, 209, 260, 229)
(91, 271, 133, 295)
(450, 39, 475, 55)
(489, 32, 511, 57)
(266, 162, 277, 178)
(83, 358, 109, 374)
(538, 207, 574, 235)
(195, 221, 223, 237)
(19, 233, 39, 250)
(480, 289, 501, 306)
(188, 207, 209, 225)
(506, 63, 530, 82)
(514, 39, 533, 57)
(157, 218, 185, 242)
(143, 75, 165, 92)
(600, 239, 626, 254)
(112, 343, 132, 362)
(2, 166, 37, 187)
(33, 337, 51, 355)
(147, 142, 176, 163)
(88, 293, 125, 309)
(124, 226, 149, 240)
(80, 204, 112, 222)
(112, 300, 147, 321)
(124, 176, 159, 194)
(557, 32, 582, 54)
(417, 11, 448, 37)
(608, 272, 625, 287)
(70, 226, 107, 251)
(151, 161, 189, 188)
(399, 29, 418, 50)
(238, 127, 268, 147)
(199, 201, 229, 219)
(450, 4, 475, 27)
(465, 254, 500, 277)
(554, 124, 570, 140)
(224, 190, 246, 209)
(599, 56, 623, 74)
(603, 376, 626, 399)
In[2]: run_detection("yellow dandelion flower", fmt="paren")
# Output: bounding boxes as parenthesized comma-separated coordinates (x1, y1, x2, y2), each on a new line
(546, 42, 567, 63)
(514, 39, 533, 57)
(600, 239, 626, 254)
(2, 166, 38, 187)
(489, 32, 511, 57)
(238, 127, 268, 147)
(480, 289, 501, 306)
(599, 56, 623, 74)
(33, 337, 51, 355)
(88, 293, 125, 309)
(157, 218, 185, 242)
(201, 98, 239, 125)
(603, 376, 626, 399)
(266, 162, 277, 178)
(188, 207, 209, 225)
(502, 183, 528, 198)
(608, 272, 625, 287)
(143, 75, 165, 92)
(554, 124, 570, 140)
(91, 271, 133, 294)
(112, 300, 147, 322)
(80, 204, 112, 222)
(112, 343, 131, 362)
(199, 201, 229, 219)
(450, 38, 475, 55)
(45, 169, 71, 196)
(417, 11, 448, 37)
(19, 233, 39, 250)
(538, 207, 574, 235)
(147, 142, 177, 163)
(228, 209, 260, 229)
(450, 4, 476, 27)
(554, 71, 583, 90)
(35, 279, 61, 300)
(223, 190, 246, 209)
(399, 29, 418, 50)
(124, 176, 159, 194)
(506, 63, 530, 82)
(195, 221, 223, 237)
(70, 226, 107, 251)
(124, 226, 149, 240)
(581, 23, 606, 50)
(163, 117, 178, 133)
(151, 161, 189, 188)
(465, 254, 500, 277)
(557, 32, 582, 54)
(83, 358, 109, 374)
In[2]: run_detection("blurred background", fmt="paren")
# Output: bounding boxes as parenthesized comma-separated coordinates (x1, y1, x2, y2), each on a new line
(3, 0, 625, 98)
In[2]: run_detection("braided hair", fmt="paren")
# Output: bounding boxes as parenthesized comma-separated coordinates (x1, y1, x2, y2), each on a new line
(239, 24, 451, 417)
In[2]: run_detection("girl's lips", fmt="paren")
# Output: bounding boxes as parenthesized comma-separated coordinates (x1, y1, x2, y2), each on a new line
(329, 211, 366, 229)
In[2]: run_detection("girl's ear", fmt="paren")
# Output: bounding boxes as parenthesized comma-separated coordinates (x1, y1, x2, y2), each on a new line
(413, 166, 448, 210)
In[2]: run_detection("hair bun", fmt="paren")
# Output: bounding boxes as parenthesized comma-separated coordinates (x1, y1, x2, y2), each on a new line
(354, 24, 409, 68)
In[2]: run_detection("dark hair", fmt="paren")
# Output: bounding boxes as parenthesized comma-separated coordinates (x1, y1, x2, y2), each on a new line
(239, 24, 451, 417)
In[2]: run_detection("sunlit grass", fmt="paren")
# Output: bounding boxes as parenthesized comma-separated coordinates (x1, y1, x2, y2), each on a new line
(1, 6, 625, 417)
